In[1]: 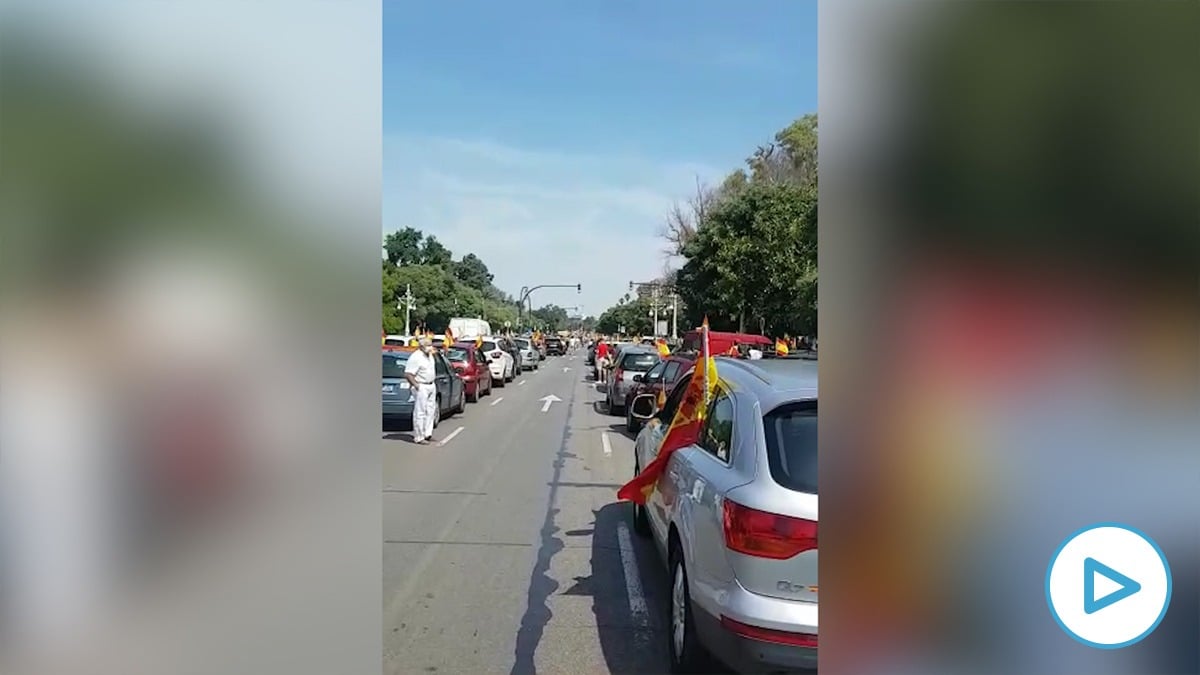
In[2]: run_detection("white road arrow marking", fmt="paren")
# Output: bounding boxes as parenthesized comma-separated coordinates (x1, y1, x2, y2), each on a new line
(602, 431, 612, 457)
(518, 380, 526, 386)
(539, 394, 562, 412)
(563, 367, 571, 372)
(490, 397, 503, 406)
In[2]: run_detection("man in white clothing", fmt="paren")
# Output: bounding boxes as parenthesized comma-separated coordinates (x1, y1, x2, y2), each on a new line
(403, 337, 438, 444)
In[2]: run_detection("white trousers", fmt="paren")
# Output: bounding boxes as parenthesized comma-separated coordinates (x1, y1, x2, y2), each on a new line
(411, 383, 437, 440)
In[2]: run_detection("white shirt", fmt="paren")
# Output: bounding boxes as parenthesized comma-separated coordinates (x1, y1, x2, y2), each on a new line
(403, 349, 436, 385)
(748, 348, 763, 360)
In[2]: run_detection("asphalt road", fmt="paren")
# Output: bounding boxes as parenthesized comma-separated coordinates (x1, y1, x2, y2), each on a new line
(383, 351, 684, 675)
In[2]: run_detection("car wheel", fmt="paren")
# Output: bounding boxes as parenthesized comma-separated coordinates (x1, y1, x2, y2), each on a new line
(626, 405, 640, 434)
(495, 374, 505, 388)
(467, 385, 479, 403)
(454, 389, 465, 414)
(433, 396, 441, 429)
(668, 541, 711, 674)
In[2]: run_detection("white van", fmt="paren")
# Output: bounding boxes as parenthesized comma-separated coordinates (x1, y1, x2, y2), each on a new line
(449, 318, 492, 340)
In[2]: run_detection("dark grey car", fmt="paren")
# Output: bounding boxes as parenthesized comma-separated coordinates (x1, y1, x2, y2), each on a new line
(382, 349, 466, 430)
(605, 346, 661, 416)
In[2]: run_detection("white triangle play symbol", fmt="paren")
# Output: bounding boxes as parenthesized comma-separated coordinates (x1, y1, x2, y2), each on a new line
(1093, 570, 1123, 599)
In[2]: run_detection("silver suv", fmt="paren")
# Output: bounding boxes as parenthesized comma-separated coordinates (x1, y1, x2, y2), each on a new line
(628, 357, 817, 673)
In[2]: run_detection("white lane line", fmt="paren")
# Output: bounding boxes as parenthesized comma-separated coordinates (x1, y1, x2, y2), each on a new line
(518, 380, 526, 386)
(617, 521, 651, 628)
(436, 426, 464, 447)
(602, 431, 613, 457)
(490, 397, 504, 406)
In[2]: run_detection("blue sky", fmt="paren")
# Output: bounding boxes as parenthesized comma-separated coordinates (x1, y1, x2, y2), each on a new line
(384, 1, 816, 317)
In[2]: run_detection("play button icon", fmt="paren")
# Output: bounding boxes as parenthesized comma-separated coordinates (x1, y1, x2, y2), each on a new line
(1083, 557, 1141, 614)
(1047, 523, 1172, 649)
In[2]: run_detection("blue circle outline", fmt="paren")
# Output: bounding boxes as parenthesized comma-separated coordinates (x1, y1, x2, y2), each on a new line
(1045, 521, 1173, 649)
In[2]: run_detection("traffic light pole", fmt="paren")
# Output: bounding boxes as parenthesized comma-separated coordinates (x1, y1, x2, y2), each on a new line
(518, 283, 581, 330)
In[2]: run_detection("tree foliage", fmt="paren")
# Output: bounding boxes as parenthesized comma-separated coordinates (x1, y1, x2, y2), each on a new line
(381, 228, 562, 335)
(608, 114, 819, 337)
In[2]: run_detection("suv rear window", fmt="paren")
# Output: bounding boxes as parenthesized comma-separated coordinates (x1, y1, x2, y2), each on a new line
(480, 341, 497, 352)
(446, 348, 469, 362)
(620, 352, 660, 372)
(762, 401, 817, 494)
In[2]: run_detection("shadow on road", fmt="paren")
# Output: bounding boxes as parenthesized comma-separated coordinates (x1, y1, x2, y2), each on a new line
(567, 501, 671, 674)
(608, 422, 637, 441)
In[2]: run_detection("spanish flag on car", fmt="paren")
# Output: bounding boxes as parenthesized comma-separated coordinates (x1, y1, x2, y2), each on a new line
(618, 319, 719, 505)
(655, 338, 671, 357)
(475, 335, 483, 348)
(776, 338, 789, 356)
(382, 330, 386, 347)
(445, 327, 455, 344)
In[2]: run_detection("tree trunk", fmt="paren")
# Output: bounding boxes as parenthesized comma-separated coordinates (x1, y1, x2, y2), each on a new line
(738, 307, 746, 333)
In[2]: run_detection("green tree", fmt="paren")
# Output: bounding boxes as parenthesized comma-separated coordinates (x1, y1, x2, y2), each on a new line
(384, 227, 424, 266)
(676, 182, 816, 336)
(420, 236, 453, 267)
(595, 297, 654, 336)
(530, 304, 569, 331)
(654, 114, 819, 338)
(453, 252, 493, 291)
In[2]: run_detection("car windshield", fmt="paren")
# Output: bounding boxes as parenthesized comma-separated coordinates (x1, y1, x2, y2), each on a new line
(481, 341, 497, 352)
(446, 348, 469, 362)
(620, 352, 660, 372)
(763, 401, 817, 494)
(383, 353, 409, 378)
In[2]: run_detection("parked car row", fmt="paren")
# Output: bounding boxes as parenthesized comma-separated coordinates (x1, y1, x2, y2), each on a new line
(382, 331, 574, 430)
(623, 357, 819, 673)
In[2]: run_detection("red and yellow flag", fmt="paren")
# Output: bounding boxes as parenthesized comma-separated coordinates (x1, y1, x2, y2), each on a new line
(655, 338, 671, 357)
(445, 327, 455, 344)
(475, 335, 483, 348)
(618, 319, 718, 505)
(776, 338, 789, 356)
(382, 330, 386, 347)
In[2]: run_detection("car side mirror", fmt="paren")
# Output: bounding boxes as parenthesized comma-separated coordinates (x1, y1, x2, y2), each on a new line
(632, 374, 643, 383)
(631, 394, 657, 420)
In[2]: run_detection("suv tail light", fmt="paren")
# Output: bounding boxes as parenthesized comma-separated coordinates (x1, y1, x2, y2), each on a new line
(722, 499, 817, 559)
(613, 367, 624, 383)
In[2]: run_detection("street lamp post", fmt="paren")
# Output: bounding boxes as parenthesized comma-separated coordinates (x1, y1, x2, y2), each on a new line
(399, 284, 417, 336)
(629, 280, 676, 339)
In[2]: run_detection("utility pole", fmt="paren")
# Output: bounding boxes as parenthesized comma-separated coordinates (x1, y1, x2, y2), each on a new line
(673, 296, 680, 337)
(400, 284, 416, 335)
(651, 285, 659, 338)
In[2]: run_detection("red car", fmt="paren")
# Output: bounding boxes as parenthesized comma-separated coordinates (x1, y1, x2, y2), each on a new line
(622, 353, 695, 433)
(446, 341, 494, 402)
